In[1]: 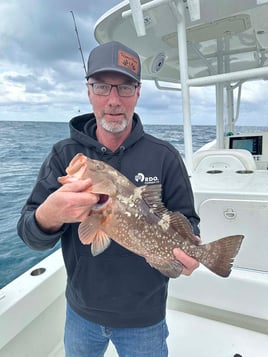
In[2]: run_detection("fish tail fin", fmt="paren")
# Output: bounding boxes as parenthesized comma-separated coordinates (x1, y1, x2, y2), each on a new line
(198, 235, 244, 277)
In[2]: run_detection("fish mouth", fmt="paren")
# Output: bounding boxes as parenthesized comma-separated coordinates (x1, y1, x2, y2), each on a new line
(92, 194, 111, 211)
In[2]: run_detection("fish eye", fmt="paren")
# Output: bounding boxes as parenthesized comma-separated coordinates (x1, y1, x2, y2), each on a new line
(95, 162, 104, 170)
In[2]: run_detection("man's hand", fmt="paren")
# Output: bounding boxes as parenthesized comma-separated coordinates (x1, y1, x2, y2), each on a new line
(173, 248, 200, 276)
(35, 179, 99, 233)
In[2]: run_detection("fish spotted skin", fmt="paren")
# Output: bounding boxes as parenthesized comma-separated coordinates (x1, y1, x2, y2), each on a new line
(58, 153, 244, 278)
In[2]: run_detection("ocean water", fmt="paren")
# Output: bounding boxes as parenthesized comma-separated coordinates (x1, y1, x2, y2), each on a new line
(0, 120, 266, 288)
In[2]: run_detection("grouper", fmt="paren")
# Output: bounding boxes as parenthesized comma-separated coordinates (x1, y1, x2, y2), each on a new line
(58, 153, 244, 278)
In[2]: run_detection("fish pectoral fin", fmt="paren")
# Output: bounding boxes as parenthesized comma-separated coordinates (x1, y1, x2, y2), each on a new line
(146, 257, 183, 279)
(78, 214, 104, 244)
(88, 180, 117, 196)
(91, 231, 111, 256)
(78, 215, 111, 256)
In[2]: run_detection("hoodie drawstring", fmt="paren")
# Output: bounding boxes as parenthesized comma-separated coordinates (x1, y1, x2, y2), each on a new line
(117, 146, 125, 171)
(99, 145, 125, 171)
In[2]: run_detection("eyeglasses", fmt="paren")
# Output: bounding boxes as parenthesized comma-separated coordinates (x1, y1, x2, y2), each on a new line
(88, 82, 139, 97)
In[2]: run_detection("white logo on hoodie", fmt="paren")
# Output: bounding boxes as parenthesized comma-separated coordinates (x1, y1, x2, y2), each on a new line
(135, 172, 160, 184)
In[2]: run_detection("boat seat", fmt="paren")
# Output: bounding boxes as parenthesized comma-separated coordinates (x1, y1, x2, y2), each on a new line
(192, 149, 256, 172)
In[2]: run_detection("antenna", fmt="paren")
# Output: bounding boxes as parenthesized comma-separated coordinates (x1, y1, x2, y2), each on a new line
(70, 11, 87, 77)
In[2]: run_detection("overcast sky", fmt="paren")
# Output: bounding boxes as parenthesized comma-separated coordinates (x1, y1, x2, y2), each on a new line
(1, 0, 268, 126)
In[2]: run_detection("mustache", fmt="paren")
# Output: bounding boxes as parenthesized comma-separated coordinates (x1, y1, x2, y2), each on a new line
(104, 111, 125, 115)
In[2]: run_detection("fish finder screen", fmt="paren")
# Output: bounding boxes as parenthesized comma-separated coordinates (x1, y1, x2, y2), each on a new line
(229, 135, 262, 155)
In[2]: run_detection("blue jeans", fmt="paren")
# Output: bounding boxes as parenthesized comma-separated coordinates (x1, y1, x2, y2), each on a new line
(64, 304, 169, 357)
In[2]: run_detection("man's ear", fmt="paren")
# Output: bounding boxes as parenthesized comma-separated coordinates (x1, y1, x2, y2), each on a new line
(136, 85, 141, 99)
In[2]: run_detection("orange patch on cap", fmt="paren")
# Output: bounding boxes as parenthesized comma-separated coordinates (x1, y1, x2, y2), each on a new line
(118, 50, 139, 75)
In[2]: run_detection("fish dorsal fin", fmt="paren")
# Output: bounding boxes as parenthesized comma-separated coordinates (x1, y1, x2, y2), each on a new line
(141, 184, 167, 217)
(141, 184, 198, 244)
(169, 211, 199, 244)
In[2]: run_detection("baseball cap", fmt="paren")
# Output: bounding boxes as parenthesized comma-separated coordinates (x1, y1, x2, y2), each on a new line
(86, 41, 141, 83)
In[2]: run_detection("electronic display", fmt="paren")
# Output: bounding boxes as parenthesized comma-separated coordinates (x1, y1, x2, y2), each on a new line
(229, 135, 263, 155)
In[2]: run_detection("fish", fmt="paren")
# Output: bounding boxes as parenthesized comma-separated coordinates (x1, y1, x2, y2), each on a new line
(58, 153, 244, 278)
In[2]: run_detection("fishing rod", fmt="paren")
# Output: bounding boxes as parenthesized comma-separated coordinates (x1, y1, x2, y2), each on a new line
(70, 10, 87, 77)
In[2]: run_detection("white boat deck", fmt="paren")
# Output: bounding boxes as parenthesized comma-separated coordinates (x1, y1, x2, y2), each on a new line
(49, 308, 268, 357)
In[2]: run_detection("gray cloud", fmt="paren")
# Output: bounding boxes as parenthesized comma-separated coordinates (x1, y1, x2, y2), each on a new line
(1, 1, 120, 65)
(0, 0, 121, 121)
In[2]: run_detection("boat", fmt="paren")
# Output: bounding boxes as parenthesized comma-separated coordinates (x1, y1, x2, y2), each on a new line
(1, 1, 268, 356)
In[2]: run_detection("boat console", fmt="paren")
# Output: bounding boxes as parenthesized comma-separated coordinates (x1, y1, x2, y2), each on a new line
(191, 131, 268, 274)
(226, 132, 268, 170)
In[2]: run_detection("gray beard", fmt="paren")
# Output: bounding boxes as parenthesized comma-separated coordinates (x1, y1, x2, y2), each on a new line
(99, 117, 129, 133)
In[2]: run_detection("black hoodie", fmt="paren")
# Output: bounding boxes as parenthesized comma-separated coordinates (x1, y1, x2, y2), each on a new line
(17, 113, 199, 328)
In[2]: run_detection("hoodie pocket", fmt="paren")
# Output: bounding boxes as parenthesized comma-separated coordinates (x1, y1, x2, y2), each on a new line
(70, 252, 168, 312)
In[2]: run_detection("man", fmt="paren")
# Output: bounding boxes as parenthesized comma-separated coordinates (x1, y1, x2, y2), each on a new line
(17, 41, 200, 357)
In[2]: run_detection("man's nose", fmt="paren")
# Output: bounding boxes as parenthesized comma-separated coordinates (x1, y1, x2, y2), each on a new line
(108, 86, 121, 102)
